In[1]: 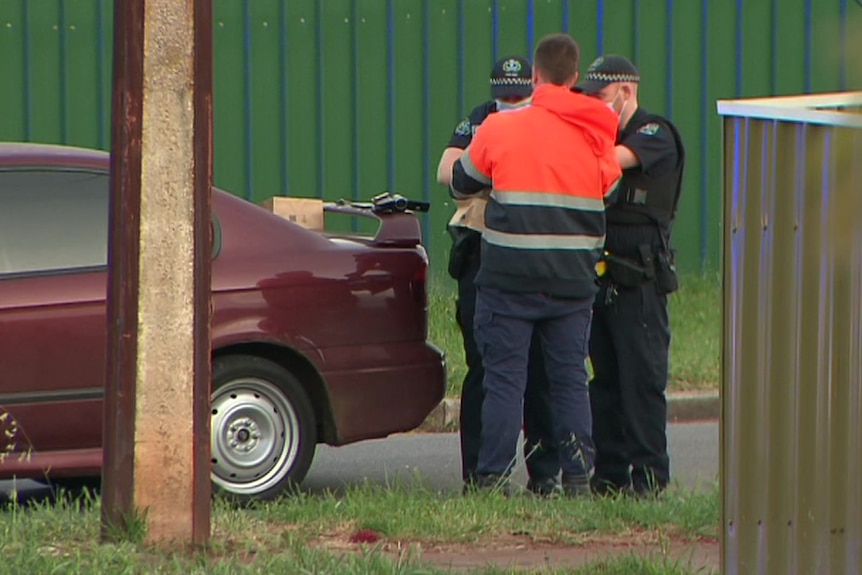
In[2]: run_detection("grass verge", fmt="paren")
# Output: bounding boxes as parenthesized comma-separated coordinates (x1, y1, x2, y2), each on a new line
(0, 482, 718, 574)
(429, 272, 720, 397)
(253, 478, 719, 545)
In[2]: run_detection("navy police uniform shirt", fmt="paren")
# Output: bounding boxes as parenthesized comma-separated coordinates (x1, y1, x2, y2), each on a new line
(447, 101, 497, 150)
(618, 107, 678, 177)
(605, 107, 680, 257)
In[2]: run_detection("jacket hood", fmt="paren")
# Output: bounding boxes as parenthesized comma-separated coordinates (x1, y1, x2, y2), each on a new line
(531, 84, 619, 155)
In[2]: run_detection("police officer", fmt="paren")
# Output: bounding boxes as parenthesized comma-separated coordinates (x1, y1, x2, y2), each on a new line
(574, 55, 685, 497)
(436, 55, 561, 495)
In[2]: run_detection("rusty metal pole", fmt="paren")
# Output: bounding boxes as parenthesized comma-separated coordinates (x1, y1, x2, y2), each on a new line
(102, 0, 145, 541)
(191, 0, 214, 547)
(103, 0, 213, 546)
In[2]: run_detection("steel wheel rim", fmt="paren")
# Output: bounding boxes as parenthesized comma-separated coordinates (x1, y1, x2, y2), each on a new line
(210, 377, 301, 495)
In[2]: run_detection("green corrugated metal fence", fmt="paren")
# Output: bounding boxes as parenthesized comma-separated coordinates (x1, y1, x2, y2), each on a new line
(1, 0, 860, 275)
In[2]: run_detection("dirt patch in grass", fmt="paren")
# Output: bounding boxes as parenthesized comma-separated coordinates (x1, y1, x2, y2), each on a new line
(417, 538, 719, 572)
(312, 528, 720, 572)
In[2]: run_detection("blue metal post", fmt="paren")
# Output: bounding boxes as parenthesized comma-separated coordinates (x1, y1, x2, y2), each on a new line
(597, 0, 604, 55)
(59, 0, 68, 143)
(665, 0, 673, 119)
(97, 0, 106, 149)
(386, 0, 395, 192)
(22, 0, 31, 140)
(243, 0, 254, 200)
(700, 0, 709, 271)
(491, 0, 499, 62)
(279, 0, 290, 197)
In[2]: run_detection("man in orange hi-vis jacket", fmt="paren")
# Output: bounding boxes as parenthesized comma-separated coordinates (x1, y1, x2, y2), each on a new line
(450, 33, 621, 497)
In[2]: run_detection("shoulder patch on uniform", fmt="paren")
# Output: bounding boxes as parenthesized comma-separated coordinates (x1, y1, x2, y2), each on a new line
(637, 122, 661, 136)
(454, 119, 472, 137)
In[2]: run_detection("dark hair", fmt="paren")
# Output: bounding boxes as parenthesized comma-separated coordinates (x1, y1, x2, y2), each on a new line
(533, 33, 580, 85)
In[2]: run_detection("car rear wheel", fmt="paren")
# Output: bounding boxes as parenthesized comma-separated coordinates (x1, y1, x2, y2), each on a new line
(211, 355, 316, 501)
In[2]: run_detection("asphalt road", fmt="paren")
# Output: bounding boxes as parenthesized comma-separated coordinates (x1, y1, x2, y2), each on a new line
(302, 421, 719, 494)
(1, 421, 718, 502)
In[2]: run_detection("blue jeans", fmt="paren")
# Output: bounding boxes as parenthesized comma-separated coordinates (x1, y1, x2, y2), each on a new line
(474, 286, 595, 478)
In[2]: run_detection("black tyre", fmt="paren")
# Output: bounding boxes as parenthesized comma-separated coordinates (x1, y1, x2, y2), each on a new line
(210, 355, 316, 501)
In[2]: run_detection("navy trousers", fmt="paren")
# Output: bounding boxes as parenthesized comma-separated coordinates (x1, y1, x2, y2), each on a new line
(589, 280, 671, 493)
(474, 286, 595, 478)
(455, 249, 559, 482)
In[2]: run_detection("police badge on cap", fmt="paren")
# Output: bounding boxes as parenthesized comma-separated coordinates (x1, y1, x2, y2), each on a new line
(490, 55, 533, 100)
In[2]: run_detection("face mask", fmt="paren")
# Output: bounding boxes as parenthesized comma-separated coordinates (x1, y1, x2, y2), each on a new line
(495, 98, 531, 112)
(606, 88, 628, 118)
(606, 89, 622, 115)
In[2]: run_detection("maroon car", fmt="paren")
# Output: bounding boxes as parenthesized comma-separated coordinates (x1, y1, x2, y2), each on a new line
(0, 142, 446, 500)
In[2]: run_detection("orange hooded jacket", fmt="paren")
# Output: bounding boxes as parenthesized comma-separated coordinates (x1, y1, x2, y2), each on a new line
(453, 84, 621, 298)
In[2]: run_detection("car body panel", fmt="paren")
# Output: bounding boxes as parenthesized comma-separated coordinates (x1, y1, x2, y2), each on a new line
(0, 271, 106, 451)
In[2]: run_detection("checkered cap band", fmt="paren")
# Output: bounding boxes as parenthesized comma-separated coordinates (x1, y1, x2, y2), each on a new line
(490, 78, 532, 87)
(585, 72, 640, 84)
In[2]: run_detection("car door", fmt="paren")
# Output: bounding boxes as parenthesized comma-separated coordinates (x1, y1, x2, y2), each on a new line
(0, 169, 109, 454)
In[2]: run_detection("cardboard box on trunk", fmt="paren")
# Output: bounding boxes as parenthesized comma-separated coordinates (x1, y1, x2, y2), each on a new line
(260, 197, 325, 231)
